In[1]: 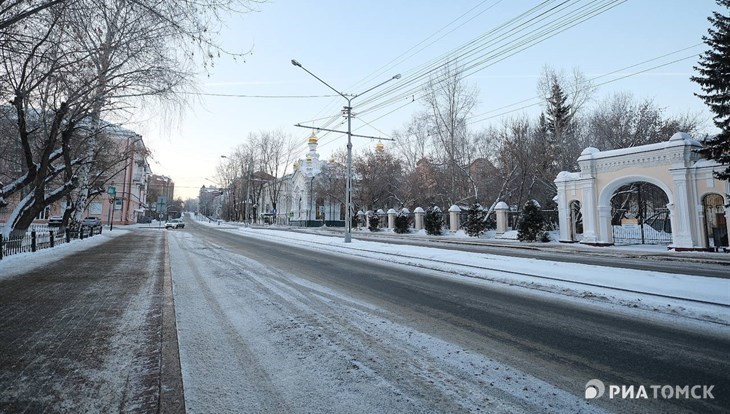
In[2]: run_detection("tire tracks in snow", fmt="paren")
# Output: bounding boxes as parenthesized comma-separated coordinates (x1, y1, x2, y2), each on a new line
(169, 233, 291, 413)
(176, 228, 604, 413)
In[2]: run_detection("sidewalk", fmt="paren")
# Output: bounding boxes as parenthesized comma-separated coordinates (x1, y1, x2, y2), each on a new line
(0, 230, 183, 413)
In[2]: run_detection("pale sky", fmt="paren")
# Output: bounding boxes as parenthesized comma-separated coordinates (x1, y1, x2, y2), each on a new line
(134, 0, 721, 200)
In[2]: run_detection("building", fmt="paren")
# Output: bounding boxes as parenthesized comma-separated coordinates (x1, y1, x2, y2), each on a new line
(0, 123, 152, 227)
(95, 127, 152, 225)
(258, 134, 344, 225)
(147, 174, 175, 218)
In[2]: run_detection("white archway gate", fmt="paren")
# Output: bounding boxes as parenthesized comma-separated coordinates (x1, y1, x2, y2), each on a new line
(555, 132, 730, 250)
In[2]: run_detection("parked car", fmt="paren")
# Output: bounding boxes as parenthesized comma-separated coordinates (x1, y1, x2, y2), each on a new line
(48, 216, 63, 227)
(165, 218, 185, 229)
(81, 216, 102, 228)
(138, 216, 153, 224)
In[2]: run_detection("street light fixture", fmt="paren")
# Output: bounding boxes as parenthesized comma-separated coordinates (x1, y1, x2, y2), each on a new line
(291, 59, 400, 243)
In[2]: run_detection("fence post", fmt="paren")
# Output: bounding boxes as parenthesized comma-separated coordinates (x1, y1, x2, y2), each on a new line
(50, 232, 55, 248)
(495, 201, 509, 236)
(65, 229, 71, 243)
(377, 209, 386, 229)
(387, 209, 397, 230)
(80, 227, 85, 240)
(31, 230, 37, 252)
(0, 234, 3, 260)
(448, 205, 461, 232)
(414, 207, 425, 230)
(357, 210, 365, 228)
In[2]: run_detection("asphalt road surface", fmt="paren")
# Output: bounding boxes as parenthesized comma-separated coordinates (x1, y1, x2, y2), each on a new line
(170, 221, 730, 413)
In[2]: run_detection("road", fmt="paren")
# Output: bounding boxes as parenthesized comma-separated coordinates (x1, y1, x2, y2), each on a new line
(169, 220, 730, 413)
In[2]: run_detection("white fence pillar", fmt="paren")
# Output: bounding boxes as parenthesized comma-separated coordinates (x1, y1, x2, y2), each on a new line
(414, 207, 425, 230)
(448, 205, 461, 232)
(387, 208, 397, 229)
(357, 210, 365, 228)
(495, 201, 509, 235)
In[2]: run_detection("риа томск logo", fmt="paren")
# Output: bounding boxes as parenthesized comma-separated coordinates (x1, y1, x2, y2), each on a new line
(585, 379, 715, 400)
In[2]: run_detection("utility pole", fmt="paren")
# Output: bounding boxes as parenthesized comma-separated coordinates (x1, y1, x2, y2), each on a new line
(291, 59, 399, 243)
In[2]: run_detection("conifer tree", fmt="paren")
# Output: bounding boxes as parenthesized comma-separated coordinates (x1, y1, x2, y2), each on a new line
(517, 200, 544, 242)
(464, 204, 487, 237)
(545, 81, 576, 171)
(424, 206, 444, 236)
(394, 209, 411, 234)
(368, 213, 380, 232)
(692, 0, 730, 180)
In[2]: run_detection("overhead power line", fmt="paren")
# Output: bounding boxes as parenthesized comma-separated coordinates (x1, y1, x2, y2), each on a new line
(183, 92, 339, 98)
(466, 49, 703, 125)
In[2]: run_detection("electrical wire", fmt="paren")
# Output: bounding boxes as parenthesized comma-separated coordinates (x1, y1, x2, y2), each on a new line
(295, 0, 625, 151)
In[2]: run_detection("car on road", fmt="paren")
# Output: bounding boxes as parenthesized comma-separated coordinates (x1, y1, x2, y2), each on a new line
(81, 217, 102, 228)
(165, 218, 185, 229)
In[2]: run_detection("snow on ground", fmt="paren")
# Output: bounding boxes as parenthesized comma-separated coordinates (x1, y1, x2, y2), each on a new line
(192, 217, 730, 327)
(0, 228, 130, 280)
(168, 230, 611, 413)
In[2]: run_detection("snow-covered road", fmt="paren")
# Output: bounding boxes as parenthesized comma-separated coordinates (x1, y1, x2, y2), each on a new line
(168, 221, 729, 413)
(168, 230, 609, 413)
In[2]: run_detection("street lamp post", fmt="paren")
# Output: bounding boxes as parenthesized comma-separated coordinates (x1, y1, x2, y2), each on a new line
(107, 184, 117, 231)
(291, 59, 400, 243)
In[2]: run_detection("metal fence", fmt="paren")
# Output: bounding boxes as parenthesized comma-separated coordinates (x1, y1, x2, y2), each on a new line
(0, 225, 102, 260)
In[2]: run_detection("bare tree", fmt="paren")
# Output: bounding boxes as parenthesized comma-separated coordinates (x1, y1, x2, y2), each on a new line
(587, 92, 701, 150)
(423, 60, 478, 205)
(353, 146, 404, 211)
(0, 0, 70, 32)
(251, 129, 298, 215)
(0, 0, 261, 236)
(392, 111, 431, 173)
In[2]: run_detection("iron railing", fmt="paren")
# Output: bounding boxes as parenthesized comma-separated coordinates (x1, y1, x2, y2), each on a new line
(0, 225, 102, 260)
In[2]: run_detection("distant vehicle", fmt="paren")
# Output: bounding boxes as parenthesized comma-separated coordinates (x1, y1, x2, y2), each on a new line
(81, 217, 102, 228)
(48, 216, 63, 227)
(138, 216, 153, 224)
(165, 218, 185, 229)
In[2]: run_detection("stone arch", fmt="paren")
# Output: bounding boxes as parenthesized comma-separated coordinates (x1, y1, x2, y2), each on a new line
(568, 200, 583, 242)
(701, 192, 728, 249)
(598, 175, 674, 208)
(554, 133, 728, 249)
(598, 176, 674, 246)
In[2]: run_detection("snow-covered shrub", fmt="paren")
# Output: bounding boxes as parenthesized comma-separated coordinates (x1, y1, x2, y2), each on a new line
(368, 213, 380, 232)
(394, 209, 411, 234)
(464, 204, 487, 237)
(424, 206, 443, 236)
(517, 200, 544, 242)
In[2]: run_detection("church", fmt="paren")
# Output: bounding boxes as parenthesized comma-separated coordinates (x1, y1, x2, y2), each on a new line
(258, 134, 345, 226)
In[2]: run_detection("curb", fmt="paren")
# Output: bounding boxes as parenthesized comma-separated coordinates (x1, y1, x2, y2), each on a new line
(159, 230, 186, 413)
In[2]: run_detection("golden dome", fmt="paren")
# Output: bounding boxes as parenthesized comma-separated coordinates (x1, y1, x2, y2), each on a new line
(293, 162, 300, 170)
(308, 134, 318, 144)
(375, 141, 385, 152)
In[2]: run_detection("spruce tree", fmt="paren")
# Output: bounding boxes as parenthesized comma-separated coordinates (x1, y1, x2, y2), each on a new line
(368, 213, 380, 232)
(424, 206, 443, 236)
(394, 209, 411, 234)
(517, 200, 544, 242)
(692, 0, 730, 180)
(545, 82, 575, 171)
(464, 204, 486, 237)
